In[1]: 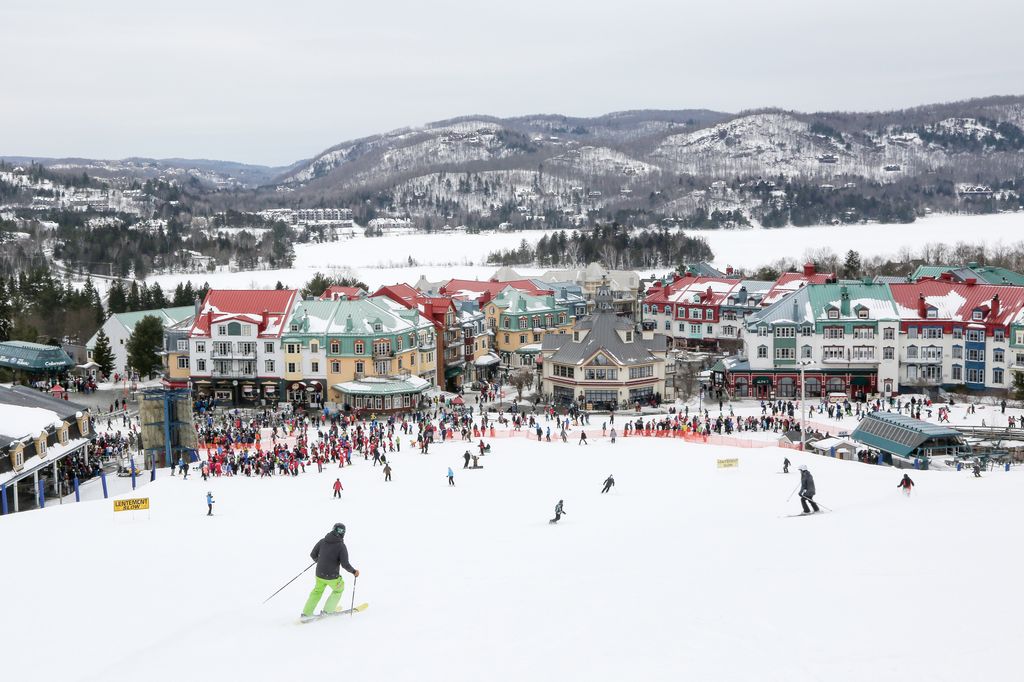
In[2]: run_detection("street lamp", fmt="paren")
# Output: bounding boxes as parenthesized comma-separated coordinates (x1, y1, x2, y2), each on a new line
(800, 360, 813, 451)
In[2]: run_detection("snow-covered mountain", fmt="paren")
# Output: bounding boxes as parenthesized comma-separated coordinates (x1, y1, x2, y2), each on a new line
(266, 96, 1024, 226)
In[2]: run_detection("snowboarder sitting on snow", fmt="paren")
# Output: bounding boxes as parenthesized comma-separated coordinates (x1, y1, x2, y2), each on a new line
(783, 457, 790, 474)
(897, 473, 914, 496)
(301, 523, 359, 620)
(798, 465, 819, 514)
(549, 500, 566, 524)
(601, 475, 615, 494)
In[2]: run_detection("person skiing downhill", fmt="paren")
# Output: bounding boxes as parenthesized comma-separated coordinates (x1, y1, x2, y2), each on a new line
(897, 473, 915, 496)
(783, 457, 790, 474)
(333, 478, 343, 499)
(447, 467, 455, 486)
(798, 465, 819, 514)
(549, 499, 566, 524)
(601, 475, 615, 494)
(206, 491, 214, 516)
(301, 523, 359, 620)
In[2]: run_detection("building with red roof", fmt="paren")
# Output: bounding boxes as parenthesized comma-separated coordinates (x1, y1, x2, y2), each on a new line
(188, 289, 298, 404)
(373, 284, 466, 390)
(319, 285, 366, 301)
(438, 278, 552, 306)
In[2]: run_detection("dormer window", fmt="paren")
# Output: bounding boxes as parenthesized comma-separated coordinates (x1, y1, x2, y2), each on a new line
(856, 307, 869, 319)
(373, 323, 382, 332)
(972, 310, 983, 321)
(828, 309, 839, 319)
(927, 309, 938, 319)
(290, 324, 299, 332)
(625, 332, 633, 342)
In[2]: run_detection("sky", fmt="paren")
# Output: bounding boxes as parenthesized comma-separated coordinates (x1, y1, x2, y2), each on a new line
(2, 0, 1022, 166)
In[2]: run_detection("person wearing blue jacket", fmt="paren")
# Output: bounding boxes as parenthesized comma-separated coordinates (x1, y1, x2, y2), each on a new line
(447, 467, 455, 486)
(206, 491, 215, 516)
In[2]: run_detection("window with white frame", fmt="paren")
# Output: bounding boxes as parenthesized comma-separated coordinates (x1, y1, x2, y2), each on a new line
(823, 346, 845, 360)
(775, 348, 795, 360)
(852, 346, 874, 361)
(287, 362, 296, 373)
(265, 360, 275, 372)
(690, 308, 702, 320)
(311, 361, 319, 373)
(801, 345, 812, 359)
(906, 345, 918, 359)
(757, 326, 769, 337)
(994, 348, 1004, 363)
(952, 327, 963, 339)
(757, 345, 768, 358)
(690, 324, 701, 334)
(177, 357, 189, 369)
(264, 342, 274, 353)
(196, 359, 206, 372)
(853, 327, 874, 339)
(967, 348, 984, 362)
(952, 345, 963, 359)
(972, 310, 983, 321)
(196, 342, 206, 353)
(883, 346, 894, 360)
(176, 340, 187, 352)
(923, 327, 942, 339)
(883, 327, 894, 340)
(310, 342, 319, 354)
(801, 325, 813, 336)
(966, 368, 984, 383)
(966, 330, 984, 343)
(775, 327, 795, 338)
(994, 368, 1005, 384)
(823, 327, 844, 339)
(952, 364, 962, 380)
(827, 309, 839, 319)
(994, 328, 1005, 342)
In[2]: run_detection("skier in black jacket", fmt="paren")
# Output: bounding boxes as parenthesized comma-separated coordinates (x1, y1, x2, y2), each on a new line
(798, 465, 819, 514)
(601, 475, 615, 493)
(301, 523, 360, 619)
(549, 500, 566, 524)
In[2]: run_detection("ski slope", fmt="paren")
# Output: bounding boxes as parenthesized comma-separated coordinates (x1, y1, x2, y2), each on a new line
(1, 434, 1021, 681)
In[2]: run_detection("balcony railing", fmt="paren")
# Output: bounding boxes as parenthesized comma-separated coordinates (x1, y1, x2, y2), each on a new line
(373, 348, 394, 359)
(211, 368, 257, 378)
(211, 349, 256, 358)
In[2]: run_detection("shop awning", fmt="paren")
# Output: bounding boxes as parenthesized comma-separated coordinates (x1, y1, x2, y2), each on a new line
(0, 341, 74, 372)
(444, 365, 464, 379)
(474, 354, 500, 367)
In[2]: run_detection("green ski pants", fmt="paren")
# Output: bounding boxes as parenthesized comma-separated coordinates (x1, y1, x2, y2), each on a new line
(302, 576, 345, 616)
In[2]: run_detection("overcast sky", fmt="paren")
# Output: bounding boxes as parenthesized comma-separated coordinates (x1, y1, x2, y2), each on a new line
(2, 0, 1022, 166)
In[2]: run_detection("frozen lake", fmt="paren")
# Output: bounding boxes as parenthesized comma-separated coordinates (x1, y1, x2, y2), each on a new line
(141, 212, 1024, 292)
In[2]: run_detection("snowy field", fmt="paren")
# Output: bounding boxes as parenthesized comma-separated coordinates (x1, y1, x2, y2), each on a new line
(137, 212, 1024, 294)
(2, 433, 1022, 682)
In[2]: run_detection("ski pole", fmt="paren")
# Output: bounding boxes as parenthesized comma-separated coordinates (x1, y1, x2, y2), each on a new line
(350, 575, 358, 617)
(263, 562, 315, 604)
(786, 485, 799, 502)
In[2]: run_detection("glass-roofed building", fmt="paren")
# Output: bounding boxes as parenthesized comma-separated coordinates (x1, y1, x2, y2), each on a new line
(851, 411, 969, 469)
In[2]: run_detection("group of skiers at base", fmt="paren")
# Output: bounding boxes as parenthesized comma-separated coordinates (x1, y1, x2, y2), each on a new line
(781, 457, 922, 515)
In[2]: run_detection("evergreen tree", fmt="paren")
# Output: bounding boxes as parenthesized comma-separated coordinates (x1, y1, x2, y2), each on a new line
(126, 315, 164, 378)
(108, 281, 128, 314)
(0, 277, 11, 341)
(150, 282, 167, 308)
(92, 328, 116, 377)
(126, 281, 141, 311)
(843, 250, 862, 279)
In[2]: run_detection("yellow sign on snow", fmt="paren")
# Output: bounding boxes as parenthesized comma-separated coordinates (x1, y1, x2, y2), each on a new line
(113, 497, 150, 512)
(716, 458, 739, 468)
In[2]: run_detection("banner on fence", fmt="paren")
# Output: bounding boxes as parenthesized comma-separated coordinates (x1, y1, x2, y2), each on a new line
(716, 458, 740, 468)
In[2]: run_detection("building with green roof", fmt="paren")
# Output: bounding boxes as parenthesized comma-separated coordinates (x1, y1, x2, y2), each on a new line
(281, 297, 438, 405)
(87, 305, 195, 376)
(0, 341, 75, 375)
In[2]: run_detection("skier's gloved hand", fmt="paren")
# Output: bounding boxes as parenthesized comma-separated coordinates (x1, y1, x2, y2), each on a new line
(354, 569, 360, 578)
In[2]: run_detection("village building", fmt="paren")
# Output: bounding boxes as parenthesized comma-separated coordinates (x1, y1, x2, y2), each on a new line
(540, 287, 670, 409)
(187, 289, 298, 406)
(0, 386, 92, 514)
(87, 305, 194, 376)
(484, 288, 574, 375)
(280, 296, 437, 409)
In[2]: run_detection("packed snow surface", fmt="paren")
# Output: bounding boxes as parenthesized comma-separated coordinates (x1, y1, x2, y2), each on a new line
(2, 432, 1021, 681)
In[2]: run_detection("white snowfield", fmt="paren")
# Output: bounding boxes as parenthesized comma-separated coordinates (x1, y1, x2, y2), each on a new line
(1, 430, 1021, 681)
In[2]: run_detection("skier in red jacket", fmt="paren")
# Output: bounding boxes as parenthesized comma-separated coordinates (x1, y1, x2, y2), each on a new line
(897, 473, 914, 496)
(332, 478, 343, 499)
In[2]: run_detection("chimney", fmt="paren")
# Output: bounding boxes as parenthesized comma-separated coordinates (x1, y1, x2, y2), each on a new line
(673, 273, 683, 283)
(803, 262, 816, 277)
(737, 286, 747, 303)
(940, 272, 952, 281)
(791, 298, 799, 322)
(705, 286, 713, 301)
(964, 278, 977, 286)
(917, 294, 927, 318)
(726, 266, 734, 276)
(840, 286, 850, 317)
(991, 294, 1000, 318)
(345, 315, 354, 332)
(262, 308, 270, 331)
(194, 295, 201, 320)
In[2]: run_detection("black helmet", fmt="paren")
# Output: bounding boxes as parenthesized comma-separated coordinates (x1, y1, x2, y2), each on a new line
(333, 522, 346, 537)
